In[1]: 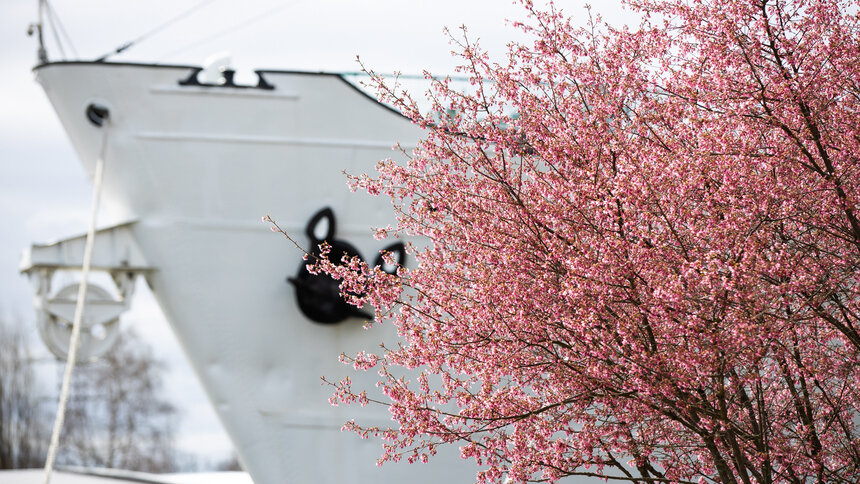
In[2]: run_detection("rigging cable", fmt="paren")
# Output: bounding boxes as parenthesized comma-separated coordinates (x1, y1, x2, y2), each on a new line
(44, 5, 64, 58)
(41, 1, 71, 59)
(161, 1, 302, 60)
(42, 120, 110, 484)
(44, 0, 78, 59)
(96, 0, 219, 61)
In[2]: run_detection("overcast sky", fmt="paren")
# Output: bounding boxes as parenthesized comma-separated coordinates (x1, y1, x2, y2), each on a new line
(0, 0, 634, 468)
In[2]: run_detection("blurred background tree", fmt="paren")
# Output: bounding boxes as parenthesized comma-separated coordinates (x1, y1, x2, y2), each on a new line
(58, 328, 179, 473)
(0, 321, 49, 469)
(0, 319, 184, 472)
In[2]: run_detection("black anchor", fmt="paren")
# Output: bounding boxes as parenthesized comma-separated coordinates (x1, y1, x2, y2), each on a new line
(288, 207, 406, 324)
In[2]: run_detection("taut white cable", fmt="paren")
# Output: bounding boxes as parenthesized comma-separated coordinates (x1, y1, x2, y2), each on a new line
(43, 124, 110, 484)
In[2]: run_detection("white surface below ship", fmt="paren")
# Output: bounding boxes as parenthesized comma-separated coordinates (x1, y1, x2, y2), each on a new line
(22, 60, 479, 483)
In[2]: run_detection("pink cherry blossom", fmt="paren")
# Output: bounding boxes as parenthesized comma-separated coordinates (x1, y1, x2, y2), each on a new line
(313, 1, 860, 482)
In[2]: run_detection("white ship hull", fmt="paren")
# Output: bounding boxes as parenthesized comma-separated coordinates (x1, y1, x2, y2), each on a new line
(30, 61, 475, 483)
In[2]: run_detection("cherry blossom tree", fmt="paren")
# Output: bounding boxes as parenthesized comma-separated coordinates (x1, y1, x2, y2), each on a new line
(293, 0, 860, 482)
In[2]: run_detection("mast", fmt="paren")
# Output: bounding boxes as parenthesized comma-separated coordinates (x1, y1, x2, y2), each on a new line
(27, 0, 48, 64)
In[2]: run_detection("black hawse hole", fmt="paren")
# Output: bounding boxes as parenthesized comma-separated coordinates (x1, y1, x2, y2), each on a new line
(288, 208, 408, 324)
(289, 207, 371, 324)
(86, 103, 110, 127)
(374, 242, 406, 275)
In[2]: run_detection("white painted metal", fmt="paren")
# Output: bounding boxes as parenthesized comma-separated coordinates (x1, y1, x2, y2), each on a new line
(21, 222, 150, 362)
(39, 282, 123, 362)
(21, 222, 151, 272)
(32, 62, 476, 484)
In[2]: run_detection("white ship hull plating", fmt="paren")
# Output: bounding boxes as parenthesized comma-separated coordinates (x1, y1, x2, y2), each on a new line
(32, 62, 475, 483)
